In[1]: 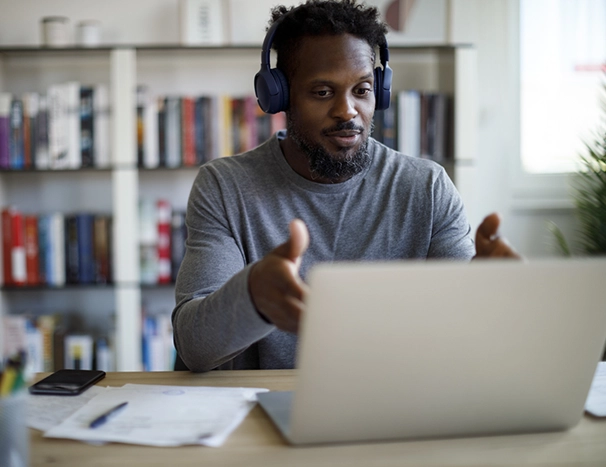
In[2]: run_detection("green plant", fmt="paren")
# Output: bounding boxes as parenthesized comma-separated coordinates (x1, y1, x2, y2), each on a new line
(550, 75, 606, 256)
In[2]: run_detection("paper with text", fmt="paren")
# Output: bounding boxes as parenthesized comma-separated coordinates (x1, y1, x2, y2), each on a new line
(27, 386, 109, 432)
(43, 384, 268, 447)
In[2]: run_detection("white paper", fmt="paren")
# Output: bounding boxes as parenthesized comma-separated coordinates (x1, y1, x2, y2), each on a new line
(27, 386, 108, 432)
(585, 362, 606, 417)
(43, 384, 268, 447)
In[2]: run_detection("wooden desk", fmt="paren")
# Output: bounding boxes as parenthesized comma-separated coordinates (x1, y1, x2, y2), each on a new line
(30, 370, 606, 467)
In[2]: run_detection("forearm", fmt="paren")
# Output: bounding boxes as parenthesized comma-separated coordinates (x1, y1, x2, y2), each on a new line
(172, 265, 275, 372)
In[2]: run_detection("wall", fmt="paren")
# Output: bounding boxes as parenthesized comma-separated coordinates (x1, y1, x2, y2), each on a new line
(0, 0, 577, 258)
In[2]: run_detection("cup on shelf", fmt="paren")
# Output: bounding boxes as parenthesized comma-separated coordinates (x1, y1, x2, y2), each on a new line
(41, 16, 70, 48)
(76, 20, 101, 47)
(0, 391, 29, 467)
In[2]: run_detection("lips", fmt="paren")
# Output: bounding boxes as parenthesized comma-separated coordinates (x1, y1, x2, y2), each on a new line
(325, 130, 362, 147)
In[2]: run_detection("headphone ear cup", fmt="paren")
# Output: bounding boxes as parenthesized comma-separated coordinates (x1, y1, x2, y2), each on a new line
(254, 67, 289, 114)
(270, 68, 289, 113)
(374, 65, 392, 111)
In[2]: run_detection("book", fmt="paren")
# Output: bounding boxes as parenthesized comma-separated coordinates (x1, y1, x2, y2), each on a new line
(37, 314, 57, 372)
(77, 213, 95, 284)
(0, 93, 11, 169)
(143, 92, 159, 169)
(181, 96, 196, 166)
(136, 86, 146, 167)
(2, 207, 14, 286)
(165, 96, 182, 168)
(65, 81, 82, 169)
(49, 212, 66, 287)
(25, 316, 44, 374)
(194, 96, 208, 164)
(139, 199, 158, 284)
(93, 84, 110, 168)
(48, 83, 70, 169)
(80, 86, 95, 167)
(35, 95, 50, 169)
(24, 214, 40, 285)
(64, 334, 94, 370)
(37, 213, 52, 285)
(156, 200, 172, 284)
(22, 92, 39, 169)
(9, 98, 24, 170)
(157, 97, 167, 167)
(95, 336, 114, 371)
(10, 208, 26, 285)
(64, 214, 79, 284)
(93, 215, 111, 284)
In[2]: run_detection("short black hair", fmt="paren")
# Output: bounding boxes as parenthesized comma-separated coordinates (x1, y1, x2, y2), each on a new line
(268, 0, 388, 80)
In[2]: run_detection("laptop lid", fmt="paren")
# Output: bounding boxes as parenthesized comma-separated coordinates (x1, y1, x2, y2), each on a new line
(279, 258, 606, 445)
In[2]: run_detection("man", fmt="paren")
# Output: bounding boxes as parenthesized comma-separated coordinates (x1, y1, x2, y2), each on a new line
(172, 0, 519, 372)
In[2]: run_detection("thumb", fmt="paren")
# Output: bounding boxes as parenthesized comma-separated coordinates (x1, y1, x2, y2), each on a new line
(476, 212, 501, 243)
(273, 219, 310, 264)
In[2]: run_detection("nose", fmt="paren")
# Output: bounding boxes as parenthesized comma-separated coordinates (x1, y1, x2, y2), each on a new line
(330, 93, 358, 121)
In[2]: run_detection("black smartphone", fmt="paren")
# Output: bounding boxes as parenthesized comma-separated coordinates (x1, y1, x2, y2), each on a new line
(29, 369, 106, 396)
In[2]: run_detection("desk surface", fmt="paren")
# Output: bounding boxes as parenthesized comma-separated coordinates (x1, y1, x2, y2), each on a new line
(30, 370, 606, 467)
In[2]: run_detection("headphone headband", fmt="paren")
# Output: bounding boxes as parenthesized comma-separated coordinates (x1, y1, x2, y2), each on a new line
(254, 17, 392, 114)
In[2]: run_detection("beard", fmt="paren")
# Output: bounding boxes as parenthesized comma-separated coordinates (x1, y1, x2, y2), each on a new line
(287, 114, 371, 182)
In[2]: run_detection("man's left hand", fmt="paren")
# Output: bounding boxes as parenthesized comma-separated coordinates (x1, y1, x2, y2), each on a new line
(474, 213, 521, 259)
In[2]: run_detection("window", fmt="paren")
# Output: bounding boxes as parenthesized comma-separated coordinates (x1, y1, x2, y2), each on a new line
(519, 0, 605, 174)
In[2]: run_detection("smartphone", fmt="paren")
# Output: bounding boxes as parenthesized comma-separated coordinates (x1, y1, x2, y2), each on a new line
(29, 369, 106, 396)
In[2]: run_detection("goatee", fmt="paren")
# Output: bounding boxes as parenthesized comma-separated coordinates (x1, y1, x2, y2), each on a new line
(287, 117, 371, 182)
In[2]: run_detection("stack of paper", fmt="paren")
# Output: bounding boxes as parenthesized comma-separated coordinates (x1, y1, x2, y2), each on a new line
(28, 384, 268, 447)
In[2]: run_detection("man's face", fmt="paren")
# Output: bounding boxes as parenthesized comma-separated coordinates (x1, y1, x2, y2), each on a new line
(285, 34, 376, 183)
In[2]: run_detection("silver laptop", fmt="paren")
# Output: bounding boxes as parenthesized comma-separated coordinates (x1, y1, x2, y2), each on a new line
(257, 258, 606, 445)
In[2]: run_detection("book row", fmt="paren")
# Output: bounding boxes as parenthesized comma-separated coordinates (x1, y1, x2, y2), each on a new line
(372, 90, 452, 163)
(1, 208, 112, 287)
(1, 200, 187, 287)
(136, 87, 286, 169)
(0, 84, 110, 171)
(3, 312, 176, 373)
(138, 199, 187, 285)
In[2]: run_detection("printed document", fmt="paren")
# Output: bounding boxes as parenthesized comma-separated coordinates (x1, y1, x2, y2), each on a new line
(43, 384, 268, 447)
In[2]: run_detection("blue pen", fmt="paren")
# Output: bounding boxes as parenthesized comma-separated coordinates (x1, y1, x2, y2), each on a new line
(89, 402, 128, 429)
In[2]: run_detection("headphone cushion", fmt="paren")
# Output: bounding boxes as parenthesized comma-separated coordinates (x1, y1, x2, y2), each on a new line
(374, 66, 392, 111)
(254, 67, 289, 114)
(270, 68, 289, 113)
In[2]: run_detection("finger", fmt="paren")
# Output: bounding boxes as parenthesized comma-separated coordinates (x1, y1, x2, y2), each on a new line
(272, 218, 310, 263)
(476, 212, 501, 242)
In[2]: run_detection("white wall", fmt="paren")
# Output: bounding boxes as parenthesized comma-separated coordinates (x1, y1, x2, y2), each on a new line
(0, 0, 577, 258)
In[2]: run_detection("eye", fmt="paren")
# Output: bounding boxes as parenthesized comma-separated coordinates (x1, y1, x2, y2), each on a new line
(314, 88, 333, 98)
(355, 87, 372, 96)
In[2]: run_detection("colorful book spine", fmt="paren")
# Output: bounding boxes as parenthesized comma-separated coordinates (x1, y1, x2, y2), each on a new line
(24, 214, 40, 285)
(77, 213, 95, 284)
(93, 84, 110, 168)
(2, 207, 14, 285)
(0, 93, 12, 169)
(156, 200, 172, 284)
(80, 86, 94, 168)
(9, 99, 24, 170)
(35, 95, 50, 170)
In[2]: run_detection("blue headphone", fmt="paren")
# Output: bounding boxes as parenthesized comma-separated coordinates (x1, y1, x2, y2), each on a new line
(254, 18, 393, 114)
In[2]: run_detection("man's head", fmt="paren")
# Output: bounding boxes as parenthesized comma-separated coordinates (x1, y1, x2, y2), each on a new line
(268, 0, 389, 183)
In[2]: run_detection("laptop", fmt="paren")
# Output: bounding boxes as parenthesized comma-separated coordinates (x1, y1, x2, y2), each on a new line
(257, 258, 606, 445)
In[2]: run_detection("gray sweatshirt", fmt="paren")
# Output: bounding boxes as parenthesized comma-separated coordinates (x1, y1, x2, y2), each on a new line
(172, 131, 474, 372)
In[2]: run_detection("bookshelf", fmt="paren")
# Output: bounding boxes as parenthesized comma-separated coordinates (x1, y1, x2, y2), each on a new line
(0, 44, 477, 371)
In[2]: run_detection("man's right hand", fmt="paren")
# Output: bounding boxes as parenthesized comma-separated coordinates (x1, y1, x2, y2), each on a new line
(248, 219, 310, 333)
